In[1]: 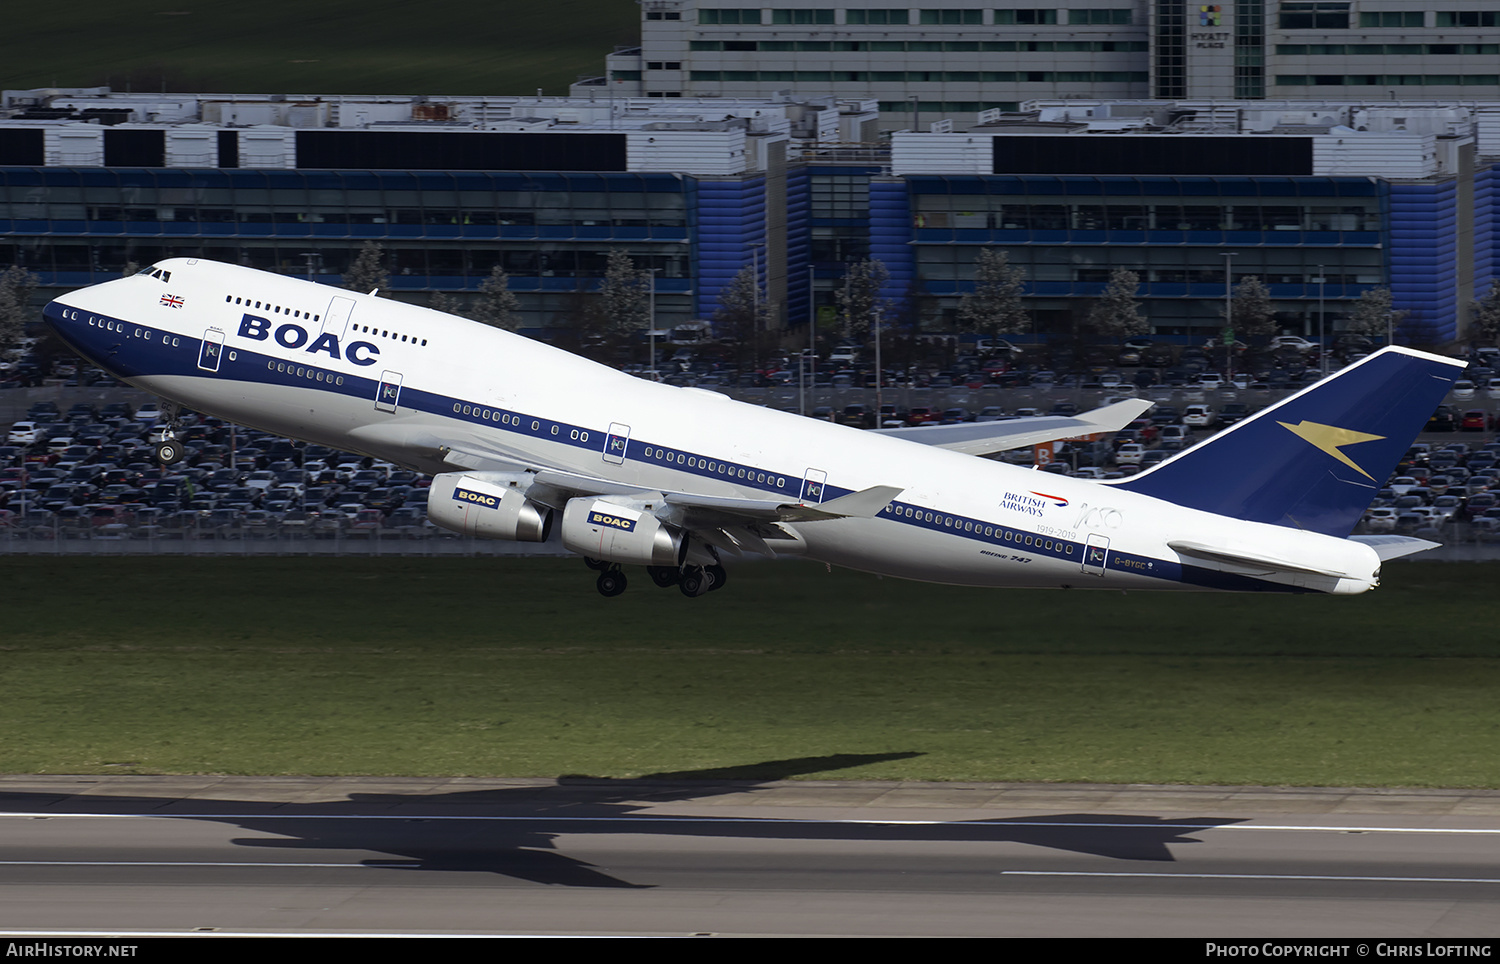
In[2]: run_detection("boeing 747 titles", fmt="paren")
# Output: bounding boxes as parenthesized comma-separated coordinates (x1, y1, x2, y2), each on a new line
(44, 259, 1463, 597)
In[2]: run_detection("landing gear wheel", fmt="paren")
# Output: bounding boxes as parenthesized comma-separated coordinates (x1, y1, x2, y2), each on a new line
(596, 569, 627, 597)
(679, 567, 713, 598)
(583, 556, 609, 572)
(648, 565, 680, 588)
(154, 440, 183, 466)
(706, 565, 727, 591)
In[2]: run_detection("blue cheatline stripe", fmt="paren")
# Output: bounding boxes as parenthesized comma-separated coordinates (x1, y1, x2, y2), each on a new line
(46, 301, 1310, 593)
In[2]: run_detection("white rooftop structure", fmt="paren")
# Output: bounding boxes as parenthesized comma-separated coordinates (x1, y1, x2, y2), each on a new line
(0, 87, 880, 176)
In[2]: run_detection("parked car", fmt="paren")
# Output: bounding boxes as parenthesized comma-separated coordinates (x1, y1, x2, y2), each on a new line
(1182, 404, 1215, 428)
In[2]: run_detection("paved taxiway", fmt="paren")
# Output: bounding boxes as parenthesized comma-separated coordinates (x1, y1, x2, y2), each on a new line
(2, 775, 1499, 937)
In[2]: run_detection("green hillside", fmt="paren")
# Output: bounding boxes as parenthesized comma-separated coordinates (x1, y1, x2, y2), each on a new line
(2, 1, 638, 96)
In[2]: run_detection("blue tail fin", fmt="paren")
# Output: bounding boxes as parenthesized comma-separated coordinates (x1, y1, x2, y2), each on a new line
(1113, 346, 1464, 537)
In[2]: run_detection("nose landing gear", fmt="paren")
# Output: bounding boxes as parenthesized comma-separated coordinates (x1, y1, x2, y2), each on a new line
(150, 401, 186, 466)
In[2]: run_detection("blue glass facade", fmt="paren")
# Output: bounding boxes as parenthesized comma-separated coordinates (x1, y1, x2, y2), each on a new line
(0, 167, 700, 330)
(1389, 181, 1460, 343)
(1476, 166, 1499, 308)
(693, 176, 767, 320)
(5, 159, 1498, 345)
(905, 173, 1412, 336)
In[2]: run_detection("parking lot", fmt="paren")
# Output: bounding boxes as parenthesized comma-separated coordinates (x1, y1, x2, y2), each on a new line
(5, 353, 1500, 556)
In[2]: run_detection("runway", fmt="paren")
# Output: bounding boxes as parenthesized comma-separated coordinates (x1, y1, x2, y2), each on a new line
(2, 775, 1499, 937)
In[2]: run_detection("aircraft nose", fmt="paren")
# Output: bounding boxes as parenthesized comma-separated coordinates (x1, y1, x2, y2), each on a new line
(44, 295, 80, 335)
(43, 281, 131, 364)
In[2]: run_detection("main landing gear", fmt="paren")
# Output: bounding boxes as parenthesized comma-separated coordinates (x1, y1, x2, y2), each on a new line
(151, 401, 186, 466)
(586, 559, 727, 598)
(584, 556, 628, 597)
(677, 564, 727, 598)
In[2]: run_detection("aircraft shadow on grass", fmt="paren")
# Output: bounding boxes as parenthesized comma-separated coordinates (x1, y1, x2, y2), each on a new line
(0, 754, 1247, 889)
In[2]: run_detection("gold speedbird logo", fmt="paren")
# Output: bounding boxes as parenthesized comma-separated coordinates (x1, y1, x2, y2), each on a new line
(1276, 420, 1386, 481)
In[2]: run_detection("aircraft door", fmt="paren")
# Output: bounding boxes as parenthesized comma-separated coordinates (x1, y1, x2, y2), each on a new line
(602, 422, 631, 464)
(197, 328, 225, 372)
(323, 296, 356, 336)
(375, 370, 403, 413)
(1082, 533, 1110, 576)
(801, 468, 827, 504)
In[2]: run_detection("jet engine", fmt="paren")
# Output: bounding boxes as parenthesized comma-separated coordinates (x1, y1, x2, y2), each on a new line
(560, 496, 689, 567)
(426, 472, 553, 541)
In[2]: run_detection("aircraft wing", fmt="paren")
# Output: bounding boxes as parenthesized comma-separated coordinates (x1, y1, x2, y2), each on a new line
(530, 466, 900, 525)
(439, 441, 902, 558)
(872, 398, 1154, 456)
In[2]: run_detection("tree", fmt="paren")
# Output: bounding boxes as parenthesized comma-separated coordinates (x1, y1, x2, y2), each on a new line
(597, 249, 651, 339)
(957, 249, 1030, 337)
(836, 258, 891, 344)
(471, 264, 521, 331)
(1470, 281, 1500, 345)
(1085, 268, 1148, 342)
(0, 265, 39, 351)
(1227, 275, 1276, 338)
(344, 241, 388, 295)
(1345, 286, 1409, 342)
(712, 264, 773, 371)
(427, 290, 462, 316)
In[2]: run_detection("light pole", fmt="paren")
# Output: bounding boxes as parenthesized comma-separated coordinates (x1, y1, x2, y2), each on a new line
(647, 266, 659, 381)
(747, 241, 765, 372)
(1222, 251, 1238, 378)
(1315, 264, 1327, 377)
(802, 264, 814, 416)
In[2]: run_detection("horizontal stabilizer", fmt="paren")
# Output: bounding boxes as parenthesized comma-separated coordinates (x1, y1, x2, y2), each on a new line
(1346, 534, 1442, 561)
(874, 398, 1154, 456)
(1167, 540, 1349, 578)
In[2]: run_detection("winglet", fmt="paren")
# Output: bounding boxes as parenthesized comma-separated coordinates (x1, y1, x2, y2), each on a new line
(780, 485, 904, 522)
(1076, 397, 1157, 433)
(874, 398, 1154, 457)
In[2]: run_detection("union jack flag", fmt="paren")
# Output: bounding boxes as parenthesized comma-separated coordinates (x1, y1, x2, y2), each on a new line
(159, 294, 184, 308)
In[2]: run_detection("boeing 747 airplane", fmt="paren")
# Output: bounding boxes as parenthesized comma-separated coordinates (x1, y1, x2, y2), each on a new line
(44, 258, 1463, 597)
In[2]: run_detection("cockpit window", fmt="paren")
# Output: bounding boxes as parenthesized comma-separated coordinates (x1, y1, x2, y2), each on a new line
(137, 265, 172, 283)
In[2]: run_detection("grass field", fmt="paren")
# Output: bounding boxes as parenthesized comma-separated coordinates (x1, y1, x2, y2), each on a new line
(1, 556, 1497, 787)
(2, 1, 637, 95)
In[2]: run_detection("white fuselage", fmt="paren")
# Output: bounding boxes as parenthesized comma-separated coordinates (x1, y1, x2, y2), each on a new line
(46, 259, 1381, 594)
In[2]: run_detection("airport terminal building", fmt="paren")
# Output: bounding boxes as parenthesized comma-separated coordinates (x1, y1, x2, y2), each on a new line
(1, 86, 1499, 345)
(590, 1, 1500, 119)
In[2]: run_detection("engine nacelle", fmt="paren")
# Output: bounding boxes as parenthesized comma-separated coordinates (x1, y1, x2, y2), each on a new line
(560, 497, 685, 567)
(426, 472, 553, 542)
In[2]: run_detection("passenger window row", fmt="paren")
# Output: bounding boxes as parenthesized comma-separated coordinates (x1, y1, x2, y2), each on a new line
(354, 323, 428, 348)
(223, 294, 321, 323)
